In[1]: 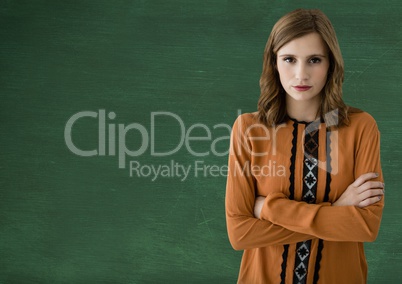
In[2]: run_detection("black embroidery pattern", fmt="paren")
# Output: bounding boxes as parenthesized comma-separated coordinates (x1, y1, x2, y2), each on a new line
(293, 122, 320, 284)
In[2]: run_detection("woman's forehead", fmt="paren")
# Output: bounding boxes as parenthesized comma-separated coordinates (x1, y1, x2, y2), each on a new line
(277, 33, 328, 56)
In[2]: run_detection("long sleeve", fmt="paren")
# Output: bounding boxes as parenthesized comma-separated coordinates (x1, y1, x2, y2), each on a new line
(259, 114, 384, 242)
(225, 114, 314, 250)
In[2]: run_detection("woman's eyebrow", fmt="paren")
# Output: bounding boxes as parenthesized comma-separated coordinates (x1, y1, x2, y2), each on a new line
(278, 54, 327, 58)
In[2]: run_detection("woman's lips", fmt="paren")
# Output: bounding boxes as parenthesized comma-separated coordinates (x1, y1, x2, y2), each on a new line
(293, 85, 312, 92)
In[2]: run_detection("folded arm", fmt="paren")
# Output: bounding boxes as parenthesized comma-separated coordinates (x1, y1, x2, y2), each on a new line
(259, 191, 382, 242)
(258, 116, 384, 242)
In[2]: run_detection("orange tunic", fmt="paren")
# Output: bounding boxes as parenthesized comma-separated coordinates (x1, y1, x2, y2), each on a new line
(225, 110, 384, 284)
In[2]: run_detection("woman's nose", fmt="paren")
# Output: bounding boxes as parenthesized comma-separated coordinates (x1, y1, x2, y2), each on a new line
(295, 63, 309, 81)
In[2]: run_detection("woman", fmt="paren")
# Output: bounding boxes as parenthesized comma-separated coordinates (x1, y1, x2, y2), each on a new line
(225, 9, 384, 284)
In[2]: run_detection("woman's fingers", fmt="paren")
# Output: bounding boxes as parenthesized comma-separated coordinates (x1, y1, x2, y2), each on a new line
(356, 179, 384, 207)
(254, 196, 266, 218)
(353, 172, 379, 187)
(357, 181, 384, 194)
(359, 188, 384, 201)
(333, 172, 383, 208)
(358, 195, 383, 208)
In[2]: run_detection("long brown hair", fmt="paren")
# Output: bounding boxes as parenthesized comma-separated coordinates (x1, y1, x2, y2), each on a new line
(257, 9, 349, 127)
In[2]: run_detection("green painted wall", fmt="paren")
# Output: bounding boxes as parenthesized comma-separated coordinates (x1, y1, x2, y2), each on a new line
(1, 1, 401, 283)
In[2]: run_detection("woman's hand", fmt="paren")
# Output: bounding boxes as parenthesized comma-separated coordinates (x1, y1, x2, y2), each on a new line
(333, 172, 384, 208)
(254, 196, 266, 219)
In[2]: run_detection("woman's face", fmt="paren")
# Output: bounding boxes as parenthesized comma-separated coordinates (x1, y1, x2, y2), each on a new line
(276, 32, 330, 105)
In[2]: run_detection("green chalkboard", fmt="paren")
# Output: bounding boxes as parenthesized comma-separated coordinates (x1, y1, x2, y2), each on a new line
(1, 1, 401, 283)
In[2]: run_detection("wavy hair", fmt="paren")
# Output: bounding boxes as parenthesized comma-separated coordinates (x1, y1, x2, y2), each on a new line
(257, 9, 349, 127)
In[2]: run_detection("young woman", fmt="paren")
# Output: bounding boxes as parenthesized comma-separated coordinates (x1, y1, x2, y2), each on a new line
(225, 9, 384, 284)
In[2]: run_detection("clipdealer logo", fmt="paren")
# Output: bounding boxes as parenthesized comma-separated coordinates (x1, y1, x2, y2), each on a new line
(64, 109, 339, 181)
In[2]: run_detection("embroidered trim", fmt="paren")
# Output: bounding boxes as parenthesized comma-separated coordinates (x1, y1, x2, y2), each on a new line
(293, 121, 320, 284)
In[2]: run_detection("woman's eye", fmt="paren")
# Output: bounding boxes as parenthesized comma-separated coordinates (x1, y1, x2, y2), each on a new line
(309, 57, 321, 63)
(284, 57, 295, 63)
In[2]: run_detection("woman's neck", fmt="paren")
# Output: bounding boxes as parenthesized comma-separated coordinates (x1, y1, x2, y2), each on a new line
(286, 95, 321, 122)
